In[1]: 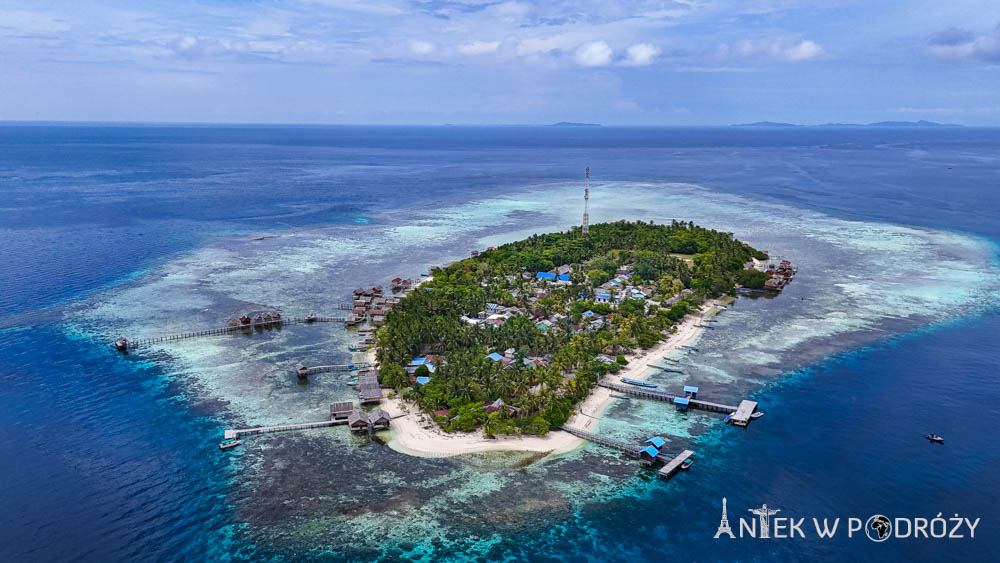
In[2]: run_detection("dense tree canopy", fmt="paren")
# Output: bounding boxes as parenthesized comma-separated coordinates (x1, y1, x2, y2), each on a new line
(374, 220, 762, 436)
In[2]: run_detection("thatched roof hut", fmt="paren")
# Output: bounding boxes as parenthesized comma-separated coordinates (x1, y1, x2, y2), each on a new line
(369, 409, 391, 429)
(348, 410, 369, 431)
(330, 401, 354, 420)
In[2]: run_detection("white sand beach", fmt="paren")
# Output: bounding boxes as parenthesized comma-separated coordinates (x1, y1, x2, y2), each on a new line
(377, 299, 722, 458)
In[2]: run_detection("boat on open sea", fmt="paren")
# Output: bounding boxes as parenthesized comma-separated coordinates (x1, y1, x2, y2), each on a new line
(926, 434, 944, 444)
(621, 377, 658, 388)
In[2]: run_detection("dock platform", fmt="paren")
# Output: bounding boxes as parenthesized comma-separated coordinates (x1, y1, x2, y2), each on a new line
(730, 399, 758, 427)
(658, 449, 695, 479)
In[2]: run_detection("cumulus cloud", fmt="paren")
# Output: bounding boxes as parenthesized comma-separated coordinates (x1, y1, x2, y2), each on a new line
(410, 40, 435, 55)
(720, 38, 824, 62)
(927, 23, 1000, 63)
(782, 39, 823, 61)
(574, 41, 613, 67)
(621, 43, 661, 66)
(459, 40, 501, 56)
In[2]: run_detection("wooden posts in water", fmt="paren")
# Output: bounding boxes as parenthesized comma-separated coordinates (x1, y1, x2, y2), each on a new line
(113, 313, 347, 352)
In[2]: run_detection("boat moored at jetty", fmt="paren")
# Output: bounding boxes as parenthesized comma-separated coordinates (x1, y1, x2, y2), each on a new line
(621, 377, 658, 388)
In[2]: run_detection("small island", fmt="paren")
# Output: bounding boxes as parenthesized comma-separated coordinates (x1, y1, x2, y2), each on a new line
(373, 220, 768, 448)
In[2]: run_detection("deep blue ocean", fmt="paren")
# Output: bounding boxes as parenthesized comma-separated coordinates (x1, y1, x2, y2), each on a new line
(1, 125, 998, 562)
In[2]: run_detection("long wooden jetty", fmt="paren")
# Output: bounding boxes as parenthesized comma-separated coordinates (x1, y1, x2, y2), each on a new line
(559, 425, 694, 478)
(224, 419, 347, 440)
(117, 315, 346, 350)
(559, 425, 644, 456)
(597, 381, 758, 425)
(296, 361, 371, 378)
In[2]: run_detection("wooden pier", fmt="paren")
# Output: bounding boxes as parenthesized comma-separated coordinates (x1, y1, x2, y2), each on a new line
(221, 401, 392, 447)
(730, 400, 758, 427)
(659, 450, 695, 479)
(559, 425, 695, 479)
(597, 381, 758, 421)
(296, 362, 371, 379)
(224, 419, 347, 440)
(116, 315, 346, 351)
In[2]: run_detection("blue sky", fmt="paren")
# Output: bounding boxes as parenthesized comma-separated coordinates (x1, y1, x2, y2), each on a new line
(2, 0, 999, 125)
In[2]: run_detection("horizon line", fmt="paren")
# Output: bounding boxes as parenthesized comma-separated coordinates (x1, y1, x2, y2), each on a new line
(0, 119, 991, 128)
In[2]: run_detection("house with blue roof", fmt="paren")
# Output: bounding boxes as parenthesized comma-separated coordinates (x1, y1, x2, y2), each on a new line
(683, 385, 699, 398)
(415, 376, 431, 385)
(581, 310, 595, 318)
(557, 274, 571, 282)
(674, 396, 690, 410)
(536, 272, 556, 280)
(645, 436, 666, 449)
(405, 356, 428, 374)
(485, 352, 503, 362)
(639, 445, 660, 462)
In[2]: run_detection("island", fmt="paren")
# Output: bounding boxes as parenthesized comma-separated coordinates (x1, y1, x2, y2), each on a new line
(548, 121, 602, 127)
(370, 220, 772, 455)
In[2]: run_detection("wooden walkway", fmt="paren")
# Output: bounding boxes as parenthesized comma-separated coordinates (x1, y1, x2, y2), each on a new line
(119, 315, 346, 350)
(224, 419, 347, 440)
(598, 381, 742, 415)
(296, 361, 371, 377)
(558, 425, 686, 465)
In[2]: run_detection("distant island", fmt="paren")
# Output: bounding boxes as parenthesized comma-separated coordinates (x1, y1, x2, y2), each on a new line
(732, 121, 799, 127)
(733, 120, 961, 128)
(548, 121, 601, 127)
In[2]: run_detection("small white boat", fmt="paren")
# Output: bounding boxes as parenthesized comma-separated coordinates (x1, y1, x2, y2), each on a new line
(751, 411, 764, 419)
(219, 439, 241, 450)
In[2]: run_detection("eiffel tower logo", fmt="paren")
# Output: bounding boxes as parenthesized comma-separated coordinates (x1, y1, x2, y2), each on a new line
(714, 497, 735, 538)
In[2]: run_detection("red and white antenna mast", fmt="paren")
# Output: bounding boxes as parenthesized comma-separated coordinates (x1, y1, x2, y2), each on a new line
(582, 166, 590, 235)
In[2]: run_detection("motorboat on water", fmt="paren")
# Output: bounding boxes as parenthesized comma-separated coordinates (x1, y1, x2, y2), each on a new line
(680, 457, 694, 470)
(219, 438, 241, 450)
(750, 411, 764, 419)
(620, 377, 658, 388)
(926, 434, 944, 444)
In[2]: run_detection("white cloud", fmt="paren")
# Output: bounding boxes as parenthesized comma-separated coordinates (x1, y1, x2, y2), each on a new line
(574, 41, 613, 67)
(782, 39, 823, 61)
(459, 40, 501, 56)
(621, 43, 661, 66)
(410, 40, 435, 55)
(721, 38, 824, 62)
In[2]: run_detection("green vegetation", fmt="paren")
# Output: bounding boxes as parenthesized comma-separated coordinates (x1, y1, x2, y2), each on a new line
(375, 220, 763, 436)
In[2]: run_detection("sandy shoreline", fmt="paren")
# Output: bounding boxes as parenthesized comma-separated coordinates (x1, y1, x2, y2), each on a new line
(372, 297, 722, 459)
